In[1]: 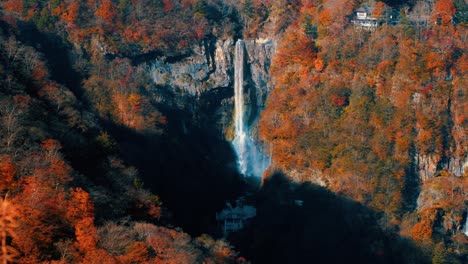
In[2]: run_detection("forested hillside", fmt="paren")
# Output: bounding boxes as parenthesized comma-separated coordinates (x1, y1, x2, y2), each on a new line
(0, 1, 244, 262)
(259, 0, 467, 262)
(0, 0, 466, 263)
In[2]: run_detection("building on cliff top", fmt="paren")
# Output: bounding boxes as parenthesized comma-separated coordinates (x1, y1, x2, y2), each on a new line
(352, 6, 379, 30)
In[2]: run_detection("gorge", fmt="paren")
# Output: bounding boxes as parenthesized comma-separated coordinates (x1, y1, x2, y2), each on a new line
(150, 37, 274, 178)
(0, 1, 466, 263)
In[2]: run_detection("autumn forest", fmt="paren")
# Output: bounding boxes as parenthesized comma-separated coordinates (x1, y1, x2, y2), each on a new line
(0, 0, 467, 263)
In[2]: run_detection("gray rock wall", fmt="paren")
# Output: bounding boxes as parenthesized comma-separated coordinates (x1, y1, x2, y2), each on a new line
(149, 38, 277, 135)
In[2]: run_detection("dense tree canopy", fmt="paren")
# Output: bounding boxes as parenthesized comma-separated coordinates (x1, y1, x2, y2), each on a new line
(0, 0, 466, 263)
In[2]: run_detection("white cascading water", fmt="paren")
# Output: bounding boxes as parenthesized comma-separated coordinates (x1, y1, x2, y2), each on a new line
(232, 40, 270, 177)
(233, 40, 248, 175)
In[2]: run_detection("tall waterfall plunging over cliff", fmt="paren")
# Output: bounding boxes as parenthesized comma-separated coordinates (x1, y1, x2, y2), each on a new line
(233, 40, 248, 175)
(464, 212, 468, 236)
(232, 40, 270, 177)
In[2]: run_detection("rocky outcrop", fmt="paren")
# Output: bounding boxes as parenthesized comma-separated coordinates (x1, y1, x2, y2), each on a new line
(449, 76, 467, 177)
(150, 40, 229, 94)
(244, 38, 276, 106)
(413, 139, 466, 181)
(150, 38, 275, 94)
(415, 154, 439, 181)
(243, 38, 276, 127)
(150, 37, 277, 134)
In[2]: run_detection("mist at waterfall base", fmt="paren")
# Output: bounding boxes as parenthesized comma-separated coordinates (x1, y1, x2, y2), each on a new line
(232, 40, 270, 178)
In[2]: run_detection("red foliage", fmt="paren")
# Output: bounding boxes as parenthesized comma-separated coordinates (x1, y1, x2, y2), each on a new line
(66, 188, 94, 221)
(4, 0, 23, 14)
(66, 188, 98, 252)
(318, 9, 332, 26)
(314, 58, 324, 71)
(13, 95, 30, 108)
(95, 0, 118, 25)
(163, 0, 174, 13)
(62, 2, 80, 24)
(331, 94, 347, 107)
(41, 138, 62, 152)
(432, 0, 456, 25)
(117, 242, 149, 263)
(421, 84, 433, 95)
(74, 217, 98, 252)
(410, 209, 437, 241)
(0, 155, 16, 193)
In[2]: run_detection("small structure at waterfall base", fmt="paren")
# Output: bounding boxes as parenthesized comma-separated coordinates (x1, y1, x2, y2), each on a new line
(216, 202, 256, 235)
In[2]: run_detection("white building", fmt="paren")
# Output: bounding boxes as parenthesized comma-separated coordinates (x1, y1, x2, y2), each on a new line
(352, 6, 379, 29)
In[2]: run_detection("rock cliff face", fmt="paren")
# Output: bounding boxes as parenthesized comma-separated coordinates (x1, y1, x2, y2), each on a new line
(412, 80, 467, 181)
(243, 39, 276, 128)
(449, 79, 468, 177)
(150, 38, 277, 137)
(150, 39, 232, 95)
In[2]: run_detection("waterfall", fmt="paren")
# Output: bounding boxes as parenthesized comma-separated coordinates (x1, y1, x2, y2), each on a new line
(464, 212, 468, 236)
(233, 40, 247, 175)
(232, 40, 270, 177)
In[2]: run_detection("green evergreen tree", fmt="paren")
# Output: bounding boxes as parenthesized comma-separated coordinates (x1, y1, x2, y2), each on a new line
(36, 8, 56, 31)
(453, 0, 468, 25)
(50, 0, 61, 9)
(194, 0, 208, 18)
(118, 0, 130, 14)
(242, 0, 254, 18)
(303, 15, 317, 39)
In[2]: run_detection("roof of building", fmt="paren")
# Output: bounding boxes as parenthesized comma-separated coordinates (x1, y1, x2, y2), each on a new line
(356, 6, 376, 14)
(356, 7, 368, 13)
(216, 204, 256, 220)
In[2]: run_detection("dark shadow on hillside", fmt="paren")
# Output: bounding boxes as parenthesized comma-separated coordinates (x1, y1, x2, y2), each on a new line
(230, 172, 430, 264)
(14, 21, 84, 97)
(106, 106, 246, 236)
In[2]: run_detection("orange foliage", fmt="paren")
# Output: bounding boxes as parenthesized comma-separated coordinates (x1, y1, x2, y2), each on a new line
(12, 175, 66, 262)
(146, 226, 197, 263)
(4, 0, 23, 14)
(41, 138, 61, 152)
(31, 66, 48, 81)
(194, 18, 208, 41)
(163, 0, 174, 13)
(331, 94, 347, 107)
(426, 52, 445, 70)
(62, 1, 80, 24)
(272, 26, 316, 70)
(67, 188, 98, 252)
(456, 53, 468, 73)
(0, 197, 19, 264)
(454, 114, 464, 125)
(318, 9, 332, 26)
(0, 156, 16, 193)
(81, 248, 115, 263)
(410, 209, 438, 241)
(314, 58, 324, 71)
(432, 0, 456, 25)
(74, 217, 98, 252)
(376, 61, 394, 74)
(95, 0, 118, 25)
(117, 242, 148, 263)
(410, 219, 433, 241)
(127, 93, 142, 110)
(372, 2, 387, 19)
(12, 95, 30, 108)
(66, 188, 94, 221)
